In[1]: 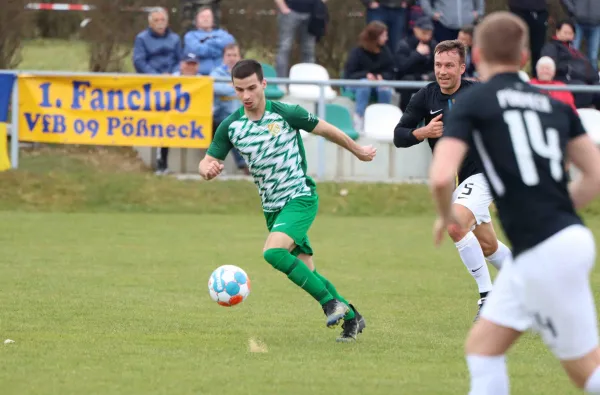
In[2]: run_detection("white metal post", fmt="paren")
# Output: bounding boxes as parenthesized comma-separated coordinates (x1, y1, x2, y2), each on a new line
(317, 85, 326, 179)
(10, 79, 19, 169)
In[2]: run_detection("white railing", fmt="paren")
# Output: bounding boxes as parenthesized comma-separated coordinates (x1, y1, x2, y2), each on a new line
(2, 70, 599, 178)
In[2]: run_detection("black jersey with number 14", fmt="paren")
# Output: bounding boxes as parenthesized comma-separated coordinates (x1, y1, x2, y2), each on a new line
(444, 72, 585, 257)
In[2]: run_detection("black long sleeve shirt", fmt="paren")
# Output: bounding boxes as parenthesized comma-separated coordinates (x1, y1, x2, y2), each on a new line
(393, 79, 482, 183)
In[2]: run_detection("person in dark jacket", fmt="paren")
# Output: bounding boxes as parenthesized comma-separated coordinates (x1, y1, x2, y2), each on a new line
(360, 0, 410, 53)
(508, 0, 548, 78)
(561, 0, 600, 71)
(133, 7, 182, 75)
(457, 25, 476, 78)
(541, 19, 600, 108)
(344, 21, 395, 126)
(395, 16, 437, 112)
(406, 0, 425, 37)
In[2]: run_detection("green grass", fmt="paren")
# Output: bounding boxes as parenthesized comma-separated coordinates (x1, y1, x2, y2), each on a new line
(1, 147, 600, 394)
(0, 211, 596, 395)
(0, 146, 436, 216)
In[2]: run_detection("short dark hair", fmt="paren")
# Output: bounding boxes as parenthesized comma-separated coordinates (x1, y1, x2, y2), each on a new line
(231, 59, 264, 81)
(556, 19, 576, 33)
(435, 40, 467, 64)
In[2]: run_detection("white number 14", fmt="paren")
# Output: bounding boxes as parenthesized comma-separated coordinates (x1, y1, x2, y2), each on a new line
(503, 110, 563, 185)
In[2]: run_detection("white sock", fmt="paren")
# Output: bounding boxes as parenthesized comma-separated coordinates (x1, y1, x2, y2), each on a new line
(485, 241, 511, 271)
(585, 366, 600, 393)
(455, 232, 493, 295)
(467, 354, 509, 395)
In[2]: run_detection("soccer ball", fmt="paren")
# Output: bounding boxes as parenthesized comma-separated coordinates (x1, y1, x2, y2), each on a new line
(208, 265, 251, 307)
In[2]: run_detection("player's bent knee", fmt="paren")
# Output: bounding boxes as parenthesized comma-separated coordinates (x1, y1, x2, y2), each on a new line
(264, 231, 295, 252)
(562, 348, 600, 390)
(450, 204, 477, 242)
(447, 224, 469, 242)
(480, 238, 499, 257)
(297, 254, 315, 271)
(263, 248, 294, 274)
(466, 319, 522, 356)
(473, 223, 499, 256)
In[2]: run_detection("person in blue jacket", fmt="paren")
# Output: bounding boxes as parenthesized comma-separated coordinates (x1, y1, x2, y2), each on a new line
(133, 7, 182, 74)
(183, 7, 236, 76)
(209, 43, 248, 173)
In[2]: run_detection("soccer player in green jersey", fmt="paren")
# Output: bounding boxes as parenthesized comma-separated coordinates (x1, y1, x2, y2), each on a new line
(199, 59, 377, 342)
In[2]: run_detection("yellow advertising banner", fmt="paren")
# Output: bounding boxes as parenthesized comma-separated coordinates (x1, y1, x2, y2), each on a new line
(0, 123, 10, 171)
(17, 74, 214, 148)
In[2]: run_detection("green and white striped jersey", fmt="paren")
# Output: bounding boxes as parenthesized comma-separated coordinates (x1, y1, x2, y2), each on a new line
(207, 101, 320, 212)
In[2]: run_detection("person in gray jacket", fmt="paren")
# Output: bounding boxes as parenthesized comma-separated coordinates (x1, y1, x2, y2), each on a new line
(561, 0, 600, 71)
(420, 0, 484, 43)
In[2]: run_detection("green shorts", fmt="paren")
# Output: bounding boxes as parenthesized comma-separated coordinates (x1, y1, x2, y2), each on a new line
(264, 194, 318, 256)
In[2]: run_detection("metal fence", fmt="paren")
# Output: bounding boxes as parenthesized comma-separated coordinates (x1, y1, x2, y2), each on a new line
(3, 69, 600, 178)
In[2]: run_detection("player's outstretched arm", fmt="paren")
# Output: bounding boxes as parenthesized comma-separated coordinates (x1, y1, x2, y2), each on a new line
(567, 134, 600, 209)
(429, 137, 468, 245)
(198, 154, 225, 181)
(312, 120, 377, 162)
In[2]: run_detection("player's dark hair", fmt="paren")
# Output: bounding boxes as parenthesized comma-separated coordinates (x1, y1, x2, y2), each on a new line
(556, 19, 576, 33)
(435, 40, 466, 64)
(231, 59, 264, 81)
(460, 25, 474, 36)
(474, 12, 529, 66)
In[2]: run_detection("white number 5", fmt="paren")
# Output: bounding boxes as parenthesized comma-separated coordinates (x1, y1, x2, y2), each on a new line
(503, 110, 563, 186)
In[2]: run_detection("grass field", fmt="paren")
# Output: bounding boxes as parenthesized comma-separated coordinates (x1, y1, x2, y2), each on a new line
(1, 148, 600, 395)
(2, 212, 599, 395)
(5, 36, 600, 393)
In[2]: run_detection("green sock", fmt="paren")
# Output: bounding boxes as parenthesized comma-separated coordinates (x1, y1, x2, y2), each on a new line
(313, 270, 355, 320)
(263, 248, 333, 305)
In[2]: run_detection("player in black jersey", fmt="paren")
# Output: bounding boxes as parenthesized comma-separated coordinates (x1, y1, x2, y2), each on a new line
(430, 12, 600, 394)
(394, 40, 511, 321)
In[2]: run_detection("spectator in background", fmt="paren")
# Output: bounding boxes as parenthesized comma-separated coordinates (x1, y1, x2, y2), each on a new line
(133, 7, 181, 75)
(209, 44, 248, 174)
(173, 52, 201, 76)
(360, 0, 409, 53)
(395, 16, 437, 112)
(406, 0, 425, 37)
(561, 0, 600, 72)
(530, 56, 577, 111)
(541, 19, 600, 108)
(508, 0, 548, 79)
(183, 7, 235, 75)
(457, 25, 476, 78)
(274, 0, 323, 77)
(344, 21, 395, 130)
(155, 53, 201, 175)
(420, 0, 483, 42)
(180, 0, 222, 33)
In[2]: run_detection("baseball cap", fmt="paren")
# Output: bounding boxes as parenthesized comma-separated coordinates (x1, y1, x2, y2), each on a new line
(183, 53, 199, 63)
(415, 16, 434, 31)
